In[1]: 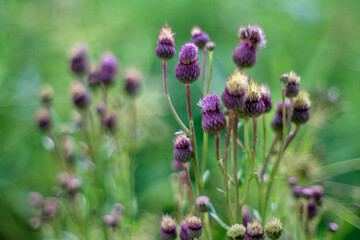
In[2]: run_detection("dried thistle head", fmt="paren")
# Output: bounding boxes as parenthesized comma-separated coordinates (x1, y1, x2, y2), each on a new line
(226, 70, 248, 96)
(159, 23, 175, 42)
(239, 25, 266, 47)
(293, 91, 311, 109)
(246, 81, 261, 102)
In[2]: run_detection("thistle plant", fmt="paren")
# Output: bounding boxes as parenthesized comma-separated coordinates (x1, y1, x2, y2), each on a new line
(156, 23, 346, 240)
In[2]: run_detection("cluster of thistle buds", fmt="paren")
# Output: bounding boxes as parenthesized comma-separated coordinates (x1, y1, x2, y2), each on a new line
(28, 192, 59, 229)
(103, 203, 125, 230)
(161, 214, 203, 240)
(226, 218, 283, 240)
(156, 21, 315, 238)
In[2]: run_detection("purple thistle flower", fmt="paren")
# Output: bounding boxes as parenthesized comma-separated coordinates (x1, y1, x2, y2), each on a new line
(173, 131, 193, 163)
(198, 94, 227, 135)
(292, 185, 303, 198)
(242, 81, 265, 118)
(99, 52, 119, 85)
(308, 200, 318, 219)
(287, 177, 298, 186)
(232, 25, 266, 69)
(328, 223, 339, 233)
(244, 220, 265, 240)
(88, 66, 100, 87)
(124, 68, 141, 96)
(156, 24, 176, 61)
(311, 185, 324, 203)
(271, 100, 291, 133)
(260, 84, 272, 113)
(194, 196, 211, 212)
(70, 43, 89, 75)
(173, 160, 184, 171)
(70, 81, 91, 109)
(185, 215, 203, 238)
(29, 192, 44, 206)
(190, 26, 210, 49)
(161, 214, 177, 240)
(301, 187, 314, 199)
(36, 107, 51, 130)
(103, 112, 118, 132)
(221, 70, 247, 113)
(180, 224, 191, 240)
(175, 43, 201, 84)
(292, 91, 311, 125)
(282, 71, 301, 98)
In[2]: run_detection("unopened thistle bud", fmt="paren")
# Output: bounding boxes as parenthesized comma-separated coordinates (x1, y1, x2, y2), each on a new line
(103, 112, 118, 132)
(243, 81, 265, 118)
(265, 218, 283, 240)
(29, 192, 44, 206)
(88, 66, 100, 87)
(292, 185, 303, 198)
(281, 71, 300, 98)
(185, 215, 203, 238)
(198, 94, 227, 135)
(156, 24, 176, 61)
(271, 100, 291, 133)
(307, 200, 318, 219)
(70, 81, 91, 109)
(328, 222, 339, 233)
(206, 41, 216, 51)
(39, 85, 54, 106)
(311, 185, 324, 203)
(175, 43, 201, 84)
(292, 91, 311, 125)
(173, 160, 184, 171)
(36, 107, 51, 130)
(70, 43, 88, 75)
(194, 195, 211, 212)
(96, 102, 107, 116)
(287, 177, 298, 186)
(232, 25, 266, 69)
(260, 84, 272, 113)
(99, 52, 119, 85)
(190, 26, 210, 49)
(67, 177, 82, 197)
(244, 220, 265, 240)
(103, 214, 119, 228)
(227, 224, 246, 240)
(124, 68, 141, 96)
(43, 198, 58, 219)
(180, 224, 191, 240)
(161, 214, 177, 240)
(173, 131, 193, 163)
(221, 70, 247, 113)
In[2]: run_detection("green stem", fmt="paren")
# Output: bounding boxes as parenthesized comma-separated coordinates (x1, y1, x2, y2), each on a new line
(201, 132, 208, 180)
(231, 116, 239, 222)
(260, 133, 280, 182)
(223, 111, 235, 224)
(287, 97, 294, 135)
(283, 124, 301, 152)
(206, 51, 214, 95)
(263, 87, 287, 220)
(185, 84, 201, 195)
(129, 99, 137, 224)
(162, 61, 190, 135)
(201, 48, 207, 97)
(184, 163, 194, 211)
(203, 212, 212, 240)
(215, 134, 223, 173)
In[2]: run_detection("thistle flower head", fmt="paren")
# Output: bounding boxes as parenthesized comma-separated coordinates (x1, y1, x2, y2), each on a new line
(206, 41, 216, 51)
(293, 91, 311, 109)
(70, 81, 91, 108)
(302, 187, 314, 199)
(227, 224, 246, 240)
(173, 131, 191, 148)
(311, 185, 324, 202)
(180, 224, 191, 240)
(39, 85, 54, 106)
(239, 25, 266, 47)
(36, 107, 51, 130)
(185, 215, 203, 238)
(245, 220, 265, 240)
(287, 177, 298, 186)
(70, 43, 88, 75)
(173, 160, 184, 171)
(173, 131, 193, 163)
(161, 214, 176, 231)
(282, 71, 300, 84)
(292, 186, 303, 198)
(103, 214, 119, 228)
(226, 70, 248, 96)
(246, 81, 261, 102)
(103, 111, 118, 132)
(265, 218, 283, 240)
(328, 222, 339, 233)
(179, 43, 199, 64)
(159, 23, 175, 42)
(198, 94, 227, 135)
(194, 195, 210, 212)
(275, 100, 291, 112)
(190, 26, 210, 49)
(99, 52, 119, 85)
(29, 192, 44, 206)
(260, 84, 272, 113)
(124, 68, 141, 96)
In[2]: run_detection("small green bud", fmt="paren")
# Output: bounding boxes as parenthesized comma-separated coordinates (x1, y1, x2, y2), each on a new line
(265, 218, 283, 240)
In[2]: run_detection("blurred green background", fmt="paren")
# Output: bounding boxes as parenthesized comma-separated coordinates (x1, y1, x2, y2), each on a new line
(1, 0, 360, 239)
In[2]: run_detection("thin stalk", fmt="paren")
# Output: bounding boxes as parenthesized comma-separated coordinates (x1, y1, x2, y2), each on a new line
(236, 138, 246, 153)
(263, 87, 287, 219)
(201, 48, 207, 97)
(185, 84, 201, 195)
(231, 116, 239, 221)
(215, 134, 223, 173)
(201, 132, 208, 179)
(48, 130, 66, 170)
(244, 118, 251, 161)
(284, 124, 301, 152)
(162, 61, 190, 135)
(203, 212, 212, 240)
(260, 133, 280, 181)
(184, 163, 194, 210)
(129, 99, 137, 224)
(206, 51, 214, 95)
(287, 97, 294, 135)
(303, 200, 310, 239)
(240, 117, 258, 207)
(223, 111, 235, 224)
(262, 114, 267, 166)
